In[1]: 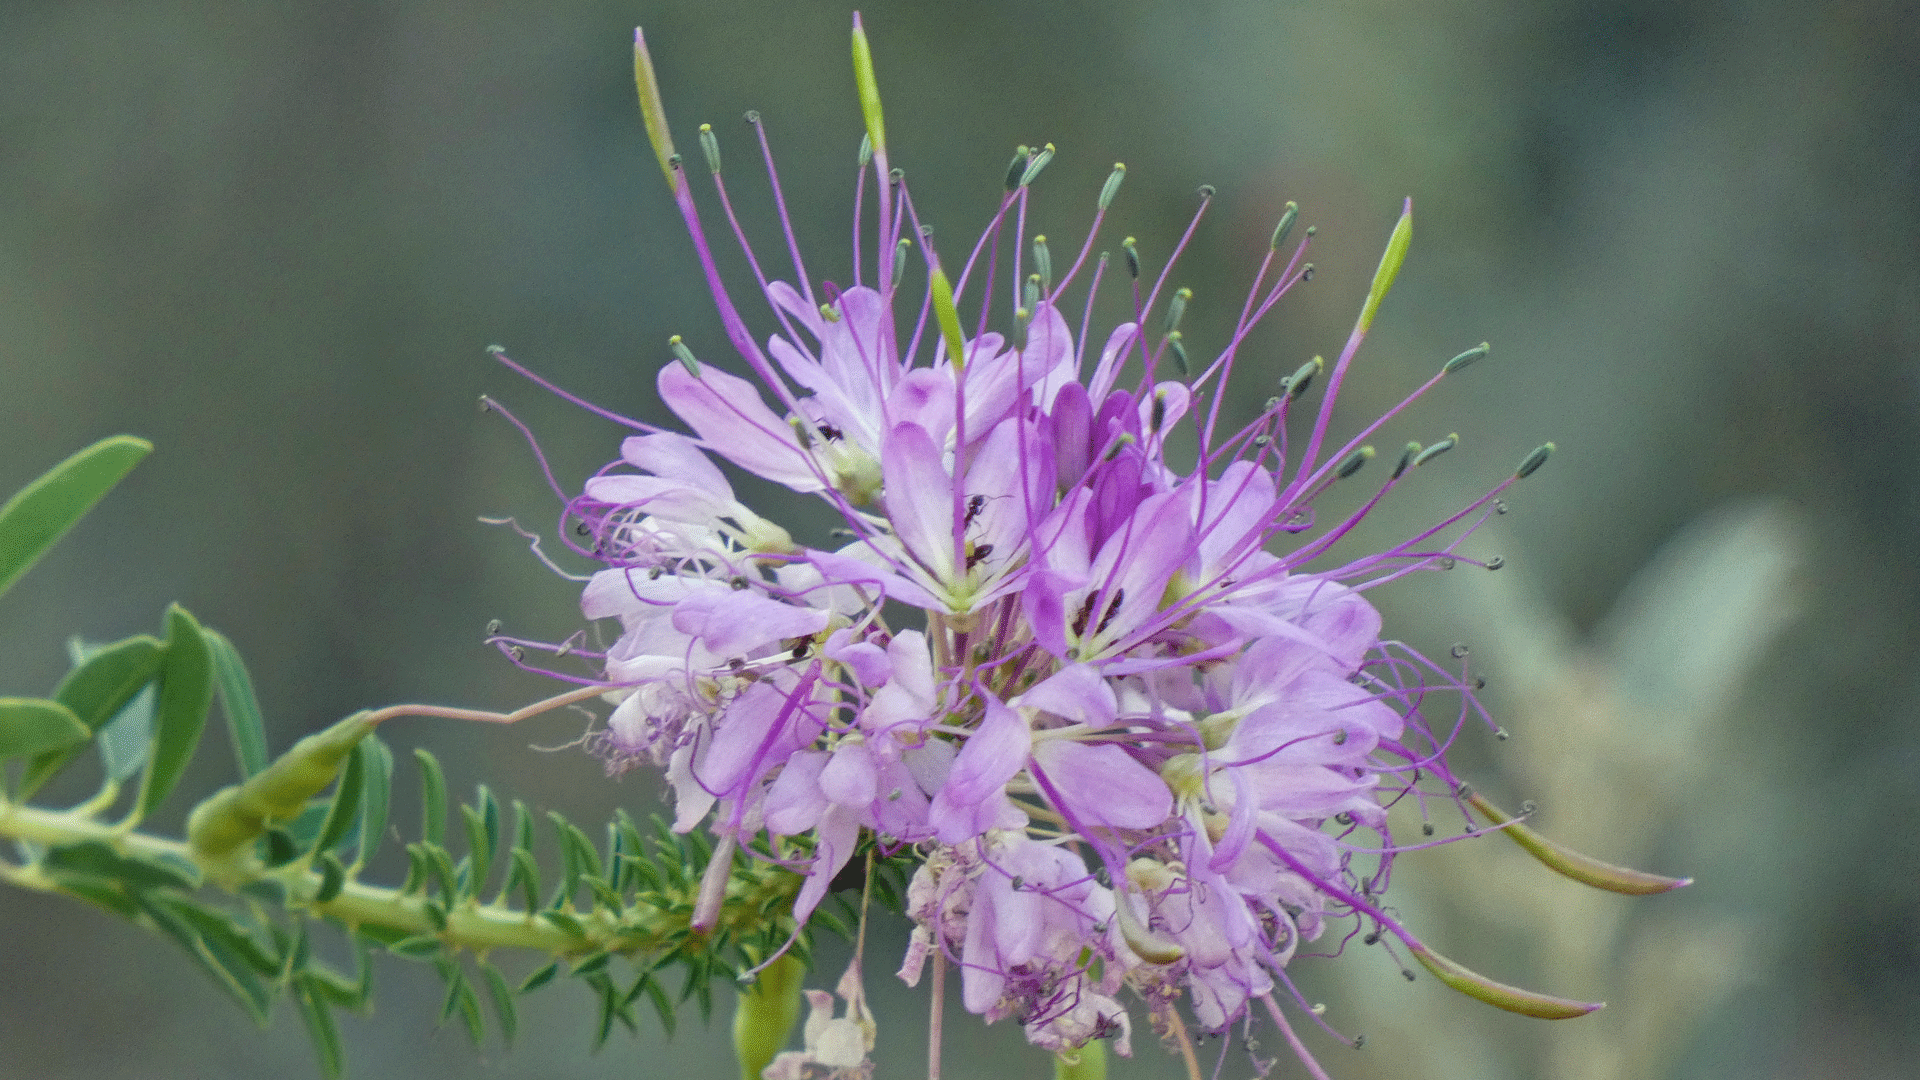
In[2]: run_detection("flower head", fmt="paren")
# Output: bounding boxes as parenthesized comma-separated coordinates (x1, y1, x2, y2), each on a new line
(485, 14, 1680, 1077)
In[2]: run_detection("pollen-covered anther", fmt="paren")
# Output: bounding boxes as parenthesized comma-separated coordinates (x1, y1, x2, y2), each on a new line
(1271, 201, 1300, 251)
(1099, 162, 1126, 209)
(668, 335, 700, 375)
(1412, 434, 1459, 468)
(1337, 446, 1376, 479)
(1444, 341, 1491, 374)
(1285, 356, 1324, 400)
(1516, 442, 1556, 479)
(1164, 333, 1190, 379)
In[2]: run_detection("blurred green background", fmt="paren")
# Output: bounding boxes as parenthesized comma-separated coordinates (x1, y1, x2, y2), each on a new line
(2, 0, 1915, 1077)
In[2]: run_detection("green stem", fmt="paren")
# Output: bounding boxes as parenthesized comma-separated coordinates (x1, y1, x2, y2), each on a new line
(0, 796, 800, 959)
(1053, 1040, 1107, 1080)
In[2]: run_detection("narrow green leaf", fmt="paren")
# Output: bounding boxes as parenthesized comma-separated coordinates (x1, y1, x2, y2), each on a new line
(422, 898, 449, 933)
(569, 950, 612, 977)
(20, 634, 165, 796)
(203, 629, 268, 778)
(386, 935, 445, 959)
(312, 738, 367, 855)
(507, 848, 541, 913)
(402, 842, 430, 894)
(0, 435, 151, 600)
(538, 910, 587, 939)
(415, 747, 448, 847)
(137, 894, 273, 1024)
(355, 735, 394, 868)
(584, 875, 623, 911)
(559, 814, 604, 881)
(278, 922, 313, 985)
(292, 976, 346, 1080)
(549, 810, 585, 907)
(420, 842, 459, 909)
(136, 604, 216, 820)
(478, 959, 518, 1046)
(314, 851, 346, 903)
(456, 977, 485, 1047)
(52, 876, 140, 917)
(518, 960, 559, 994)
(41, 839, 199, 891)
(638, 971, 676, 1037)
(0, 698, 89, 759)
(462, 803, 495, 897)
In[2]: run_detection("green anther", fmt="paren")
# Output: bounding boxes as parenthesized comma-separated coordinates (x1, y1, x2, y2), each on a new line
(1122, 237, 1141, 280)
(1004, 146, 1031, 192)
(1393, 442, 1421, 480)
(1337, 445, 1375, 478)
(1032, 235, 1053, 292)
(1444, 342, 1491, 374)
(698, 123, 721, 174)
(892, 238, 911, 289)
(1103, 433, 1135, 462)
(1018, 142, 1056, 187)
(1165, 332, 1190, 379)
(930, 267, 968, 372)
(850, 15, 886, 157)
(1023, 276, 1041, 313)
(670, 335, 700, 376)
(1413, 434, 1458, 468)
(632, 28, 678, 188)
(1149, 389, 1169, 432)
(1270, 200, 1300, 251)
(1515, 442, 1555, 479)
(1357, 199, 1413, 334)
(857, 132, 872, 169)
(1285, 355, 1324, 400)
(819, 302, 840, 324)
(1099, 163, 1126, 209)
(1164, 286, 1192, 336)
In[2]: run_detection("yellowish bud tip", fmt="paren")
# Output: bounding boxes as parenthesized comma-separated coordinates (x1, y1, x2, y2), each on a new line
(851, 15, 886, 159)
(929, 267, 967, 372)
(633, 28, 679, 189)
(1356, 197, 1413, 335)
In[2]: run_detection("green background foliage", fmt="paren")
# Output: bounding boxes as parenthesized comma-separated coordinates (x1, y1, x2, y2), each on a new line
(2, 0, 1915, 1077)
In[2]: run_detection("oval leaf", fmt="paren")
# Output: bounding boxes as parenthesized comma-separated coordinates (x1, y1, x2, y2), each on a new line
(0, 697, 88, 759)
(0, 435, 152, 601)
(1408, 942, 1603, 1019)
(137, 604, 216, 820)
(20, 634, 167, 797)
(1465, 790, 1692, 895)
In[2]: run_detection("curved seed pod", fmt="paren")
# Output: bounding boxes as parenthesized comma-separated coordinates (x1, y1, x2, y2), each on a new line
(188, 711, 380, 859)
(1464, 790, 1692, 895)
(1407, 942, 1603, 1019)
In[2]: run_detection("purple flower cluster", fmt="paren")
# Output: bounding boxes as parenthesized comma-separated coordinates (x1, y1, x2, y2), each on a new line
(494, 15, 1571, 1073)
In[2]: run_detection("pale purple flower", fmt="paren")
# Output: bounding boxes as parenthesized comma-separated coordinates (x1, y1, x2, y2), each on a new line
(485, 13, 1604, 1077)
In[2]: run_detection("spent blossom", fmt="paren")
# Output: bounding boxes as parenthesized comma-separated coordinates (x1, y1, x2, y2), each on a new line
(484, 13, 1689, 1078)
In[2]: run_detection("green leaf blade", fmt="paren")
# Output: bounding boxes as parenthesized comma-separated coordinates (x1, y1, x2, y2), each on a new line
(136, 604, 216, 820)
(0, 435, 151, 601)
(0, 698, 89, 760)
(204, 629, 268, 778)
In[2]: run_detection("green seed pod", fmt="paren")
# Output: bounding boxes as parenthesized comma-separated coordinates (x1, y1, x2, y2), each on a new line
(187, 711, 380, 859)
